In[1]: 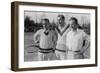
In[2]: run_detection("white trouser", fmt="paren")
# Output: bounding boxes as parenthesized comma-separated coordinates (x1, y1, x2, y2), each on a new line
(38, 52, 57, 61)
(67, 51, 84, 59)
(55, 50, 66, 60)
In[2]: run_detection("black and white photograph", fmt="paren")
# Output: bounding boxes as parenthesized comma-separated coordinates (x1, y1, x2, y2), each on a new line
(11, 2, 97, 71)
(24, 11, 90, 61)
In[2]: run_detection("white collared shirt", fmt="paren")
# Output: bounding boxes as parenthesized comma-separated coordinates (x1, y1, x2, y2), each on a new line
(66, 29, 89, 51)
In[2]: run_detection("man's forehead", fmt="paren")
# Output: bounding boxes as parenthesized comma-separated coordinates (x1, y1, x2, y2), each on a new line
(69, 19, 75, 22)
(57, 17, 62, 20)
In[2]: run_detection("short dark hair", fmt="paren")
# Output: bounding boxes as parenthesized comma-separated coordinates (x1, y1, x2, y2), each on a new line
(58, 15, 65, 20)
(70, 17, 78, 24)
(42, 18, 49, 23)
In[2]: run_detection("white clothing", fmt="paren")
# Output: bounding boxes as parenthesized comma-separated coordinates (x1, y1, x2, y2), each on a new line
(34, 29, 58, 49)
(56, 25, 70, 60)
(38, 52, 57, 61)
(66, 29, 89, 59)
(34, 29, 58, 61)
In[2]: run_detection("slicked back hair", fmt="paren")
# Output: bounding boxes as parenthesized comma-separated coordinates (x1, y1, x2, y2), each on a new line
(58, 15, 65, 20)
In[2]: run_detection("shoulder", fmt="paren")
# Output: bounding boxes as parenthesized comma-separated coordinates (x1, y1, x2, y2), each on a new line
(67, 29, 72, 34)
(36, 29, 44, 33)
(64, 24, 70, 31)
(78, 29, 84, 34)
(34, 29, 44, 36)
(78, 29, 89, 40)
(65, 24, 70, 28)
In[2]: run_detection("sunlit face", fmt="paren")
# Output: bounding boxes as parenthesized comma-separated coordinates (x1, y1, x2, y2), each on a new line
(42, 20, 49, 30)
(57, 16, 64, 26)
(69, 20, 78, 30)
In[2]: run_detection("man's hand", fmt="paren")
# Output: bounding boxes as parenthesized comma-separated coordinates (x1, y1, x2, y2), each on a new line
(34, 40, 39, 46)
(35, 40, 39, 44)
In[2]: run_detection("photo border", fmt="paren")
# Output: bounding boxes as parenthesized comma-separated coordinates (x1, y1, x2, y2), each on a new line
(11, 1, 98, 71)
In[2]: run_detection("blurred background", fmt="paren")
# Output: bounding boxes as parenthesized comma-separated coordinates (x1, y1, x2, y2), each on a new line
(24, 11, 90, 33)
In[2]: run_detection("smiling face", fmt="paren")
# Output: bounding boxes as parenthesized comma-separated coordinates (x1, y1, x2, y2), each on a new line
(57, 16, 64, 24)
(57, 15, 65, 27)
(69, 17, 78, 31)
(42, 19, 50, 30)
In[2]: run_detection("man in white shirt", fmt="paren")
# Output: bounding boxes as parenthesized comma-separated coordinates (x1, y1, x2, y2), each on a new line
(55, 15, 70, 60)
(66, 17, 90, 59)
(33, 18, 58, 61)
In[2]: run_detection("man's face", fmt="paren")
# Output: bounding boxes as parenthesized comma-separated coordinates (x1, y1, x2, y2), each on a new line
(42, 20, 49, 30)
(69, 20, 77, 30)
(57, 17, 64, 26)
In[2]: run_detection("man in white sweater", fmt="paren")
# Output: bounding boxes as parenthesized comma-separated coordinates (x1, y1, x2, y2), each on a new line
(55, 15, 70, 60)
(33, 18, 58, 61)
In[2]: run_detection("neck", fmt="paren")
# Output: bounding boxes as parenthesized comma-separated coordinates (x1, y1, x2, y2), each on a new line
(72, 28, 77, 32)
(60, 23, 65, 29)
